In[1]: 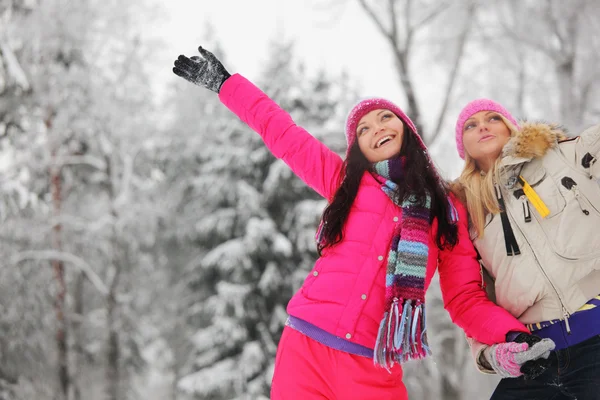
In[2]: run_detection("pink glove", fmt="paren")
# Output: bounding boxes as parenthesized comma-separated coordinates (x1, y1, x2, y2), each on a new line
(483, 342, 528, 378)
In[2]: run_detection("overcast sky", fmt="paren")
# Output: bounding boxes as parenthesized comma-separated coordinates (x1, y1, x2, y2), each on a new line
(154, 0, 407, 100)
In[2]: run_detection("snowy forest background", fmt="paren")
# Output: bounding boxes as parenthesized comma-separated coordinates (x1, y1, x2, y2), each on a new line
(1, 0, 600, 399)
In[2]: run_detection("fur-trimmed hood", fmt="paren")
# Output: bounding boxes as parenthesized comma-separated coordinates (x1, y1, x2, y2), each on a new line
(450, 122, 569, 202)
(502, 121, 568, 160)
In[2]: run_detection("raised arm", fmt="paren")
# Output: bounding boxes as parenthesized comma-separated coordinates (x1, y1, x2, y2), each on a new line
(173, 46, 344, 200)
(576, 123, 600, 179)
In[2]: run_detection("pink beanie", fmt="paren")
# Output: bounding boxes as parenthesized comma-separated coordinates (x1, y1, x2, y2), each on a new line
(455, 99, 520, 159)
(345, 98, 425, 158)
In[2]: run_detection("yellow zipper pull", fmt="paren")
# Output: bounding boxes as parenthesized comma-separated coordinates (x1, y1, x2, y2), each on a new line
(518, 176, 550, 218)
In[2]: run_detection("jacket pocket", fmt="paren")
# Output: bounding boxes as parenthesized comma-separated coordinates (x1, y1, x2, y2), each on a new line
(528, 170, 600, 260)
(519, 165, 566, 219)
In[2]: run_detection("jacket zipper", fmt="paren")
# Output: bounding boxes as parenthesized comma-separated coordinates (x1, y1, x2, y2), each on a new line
(499, 184, 572, 333)
(513, 189, 531, 223)
(582, 152, 596, 178)
(561, 176, 591, 216)
(563, 308, 571, 334)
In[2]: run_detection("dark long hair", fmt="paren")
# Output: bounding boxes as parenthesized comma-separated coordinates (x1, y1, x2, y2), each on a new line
(317, 125, 458, 254)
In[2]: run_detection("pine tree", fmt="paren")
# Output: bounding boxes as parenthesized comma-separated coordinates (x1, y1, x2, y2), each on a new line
(172, 39, 355, 400)
(1, 0, 161, 398)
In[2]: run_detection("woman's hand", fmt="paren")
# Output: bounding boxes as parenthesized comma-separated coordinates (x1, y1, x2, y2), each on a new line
(480, 338, 555, 379)
(172, 46, 231, 93)
(510, 333, 555, 380)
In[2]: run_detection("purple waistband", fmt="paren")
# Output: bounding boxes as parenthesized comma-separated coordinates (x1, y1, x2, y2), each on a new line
(286, 316, 374, 358)
(532, 305, 600, 351)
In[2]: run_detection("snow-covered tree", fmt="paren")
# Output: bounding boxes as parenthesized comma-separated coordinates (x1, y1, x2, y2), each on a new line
(167, 39, 356, 400)
(1, 0, 162, 399)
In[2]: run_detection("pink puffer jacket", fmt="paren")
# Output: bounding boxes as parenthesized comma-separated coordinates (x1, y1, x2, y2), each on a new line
(219, 74, 528, 350)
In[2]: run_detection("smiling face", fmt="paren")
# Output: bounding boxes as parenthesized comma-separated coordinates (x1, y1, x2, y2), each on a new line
(356, 109, 405, 163)
(462, 111, 512, 171)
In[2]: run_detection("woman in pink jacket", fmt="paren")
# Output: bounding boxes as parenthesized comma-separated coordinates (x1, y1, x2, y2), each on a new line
(172, 46, 546, 400)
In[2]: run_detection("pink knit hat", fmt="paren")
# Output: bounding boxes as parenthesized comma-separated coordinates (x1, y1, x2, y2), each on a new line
(455, 98, 520, 159)
(345, 98, 425, 158)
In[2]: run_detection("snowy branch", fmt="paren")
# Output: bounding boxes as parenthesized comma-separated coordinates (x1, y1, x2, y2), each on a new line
(114, 152, 135, 208)
(11, 250, 109, 295)
(53, 155, 107, 170)
(49, 213, 114, 232)
(413, 2, 451, 29)
(545, 0, 567, 51)
(431, 2, 476, 145)
(357, 0, 395, 42)
(388, 0, 399, 45)
(0, 40, 30, 90)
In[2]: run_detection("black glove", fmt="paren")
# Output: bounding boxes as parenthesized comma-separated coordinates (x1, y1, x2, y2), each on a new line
(510, 333, 552, 380)
(520, 358, 550, 380)
(172, 46, 231, 93)
(511, 332, 542, 346)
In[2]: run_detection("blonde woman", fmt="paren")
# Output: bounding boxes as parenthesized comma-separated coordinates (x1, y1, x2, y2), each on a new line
(452, 99, 600, 400)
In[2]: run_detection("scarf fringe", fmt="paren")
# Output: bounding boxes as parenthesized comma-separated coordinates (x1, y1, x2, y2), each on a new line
(373, 298, 431, 370)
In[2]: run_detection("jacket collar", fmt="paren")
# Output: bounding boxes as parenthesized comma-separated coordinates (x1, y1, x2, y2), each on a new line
(501, 121, 568, 161)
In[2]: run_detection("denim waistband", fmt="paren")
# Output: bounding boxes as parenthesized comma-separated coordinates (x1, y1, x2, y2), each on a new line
(286, 316, 374, 358)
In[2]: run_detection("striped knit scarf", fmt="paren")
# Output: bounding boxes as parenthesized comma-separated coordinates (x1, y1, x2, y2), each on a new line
(372, 156, 432, 369)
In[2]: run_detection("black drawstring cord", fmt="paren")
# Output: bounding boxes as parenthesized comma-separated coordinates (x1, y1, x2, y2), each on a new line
(495, 185, 521, 256)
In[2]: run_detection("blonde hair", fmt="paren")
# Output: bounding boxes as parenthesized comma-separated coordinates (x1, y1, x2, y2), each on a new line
(457, 115, 519, 238)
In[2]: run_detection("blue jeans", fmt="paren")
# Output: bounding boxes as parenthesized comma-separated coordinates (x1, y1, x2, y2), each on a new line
(490, 335, 600, 400)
